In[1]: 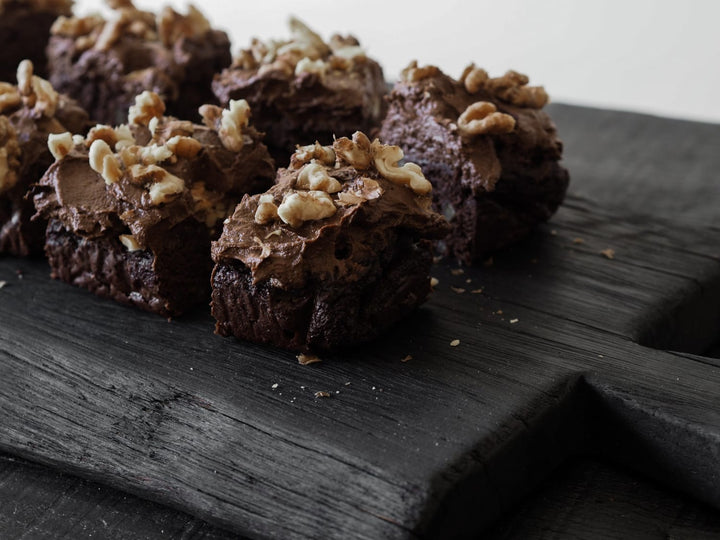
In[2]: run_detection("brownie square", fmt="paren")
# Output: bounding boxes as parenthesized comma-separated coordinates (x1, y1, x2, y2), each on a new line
(1, 59, 88, 256)
(33, 92, 274, 316)
(47, 2, 231, 125)
(379, 63, 570, 264)
(212, 17, 386, 163)
(211, 132, 449, 352)
(0, 0, 72, 81)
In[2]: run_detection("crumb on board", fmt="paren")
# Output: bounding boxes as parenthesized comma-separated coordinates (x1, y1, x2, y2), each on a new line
(573, 237, 585, 244)
(483, 257, 494, 267)
(550, 229, 557, 236)
(430, 277, 439, 288)
(451, 287, 466, 294)
(495, 309, 503, 315)
(314, 391, 331, 398)
(510, 318, 519, 324)
(401, 355, 412, 363)
(0, 281, 7, 289)
(471, 288, 483, 294)
(451, 268, 465, 276)
(450, 339, 460, 347)
(297, 353, 322, 366)
(465, 278, 471, 284)
(271, 383, 279, 390)
(600, 248, 616, 260)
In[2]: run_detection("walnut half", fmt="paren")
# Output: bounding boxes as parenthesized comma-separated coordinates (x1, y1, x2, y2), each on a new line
(277, 190, 336, 228)
(372, 141, 432, 195)
(457, 101, 516, 137)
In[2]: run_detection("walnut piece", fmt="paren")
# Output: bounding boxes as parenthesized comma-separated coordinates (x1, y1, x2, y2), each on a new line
(291, 142, 335, 169)
(218, 100, 251, 152)
(88, 139, 122, 184)
(457, 101, 516, 137)
(85, 124, 119, 148)
(145, 167, 185, 204)
(254, 194, 279, 225)
(460, 64, 489, 94)
(166, 135, 202, 158)
(128, 91, 166, 126)
(50, 15, 103, 37)
(157, 5, 211, 47)
(294, 58, 327, 79)
(485, 70, 549, 109)
(0, 117, 21, 195)
(14, 60, 59, 118)
(400, 61, 440, 83)
(372, 141, 432, 195)
(296, 162, 342, 193)
(0, 83, 21, 114)
(47, 132, 74, 161)
(119, 234, 143, 252)
(277, 190, 336, 228)
(333, 131, 372, 169)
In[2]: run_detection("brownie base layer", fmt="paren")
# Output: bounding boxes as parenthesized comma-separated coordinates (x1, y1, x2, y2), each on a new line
(0, 185, 46, 257)
(0, 7, 58, 81)
(211, 237, 434, 352)
(45, 219, 212, 317)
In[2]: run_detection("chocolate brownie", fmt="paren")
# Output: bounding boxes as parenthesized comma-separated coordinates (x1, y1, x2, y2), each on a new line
(47, 1, 231, 125)
(379, 62, 570, 264)
(211, 132, 449, 352)
(33, 92, 275, 316)
(212, 17, 386, 163)
(0, 0, 72, 81)
(1, 59, 88, 256)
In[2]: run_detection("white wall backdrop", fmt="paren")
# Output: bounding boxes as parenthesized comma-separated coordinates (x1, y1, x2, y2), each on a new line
(74, 0, 720, 123)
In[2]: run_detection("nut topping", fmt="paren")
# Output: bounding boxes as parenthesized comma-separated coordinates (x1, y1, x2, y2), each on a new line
(296, 162, 342, 193)
(400, 61, 439, 83)
(128, 91, 166, 126)
(254, 194, 278, 225)
(372, 142, 432, 195)
(0, 117, 21, 194)
(291, 142, 335, 169)
(485, 70, 549, 109)
(0, 83, 21, 114)
(119, 234, 143, 252)
(277, 190, 336, 228)
(457, 101, 516, 137)
(460, 64, 489, 94)
(333, 131, 372, 169)
(146, 167, 185, 205)
(88, 139, 122, 184)
(166, 135, 203, 159)
(219, 100, 251, 152)
(47, 132, 74, 161)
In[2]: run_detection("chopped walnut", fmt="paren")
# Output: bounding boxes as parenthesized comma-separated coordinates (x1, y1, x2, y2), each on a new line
(485, 70, 549, 109)
(88, 139, 122, 185)
(254, 194, 279, 225)
(295, 58, 327, 79)
(14, 61, 59, 118)
(86, 124, 119, 148)
(114, 125, 136, 149)
(460, 64, 489, 94)
(286, 16, 331, 60)
(296, 162, 342, 193)
(218, 100, 251, 152)
(166, 135, 202, 158)
(333, 131, 372, 169)
(157, 5, 211, 47)
(277, 190, 337, 228)
(128, 91, 166, 126)
(119, 234, 143, 252)
(291, 142, 335, 169)
(199, 104, 222, 129)
(16, 60, 33, 96)
(372, 141, 432, 195)
(137, 144, 173, 165)
(336, 177, 383, 206)
(400, 61, 439, 83)
(0, 117, 21, 194)
(457, 101, 516, 137)
(145, 167, 185, 204)
(0, 83, 21, 114)
(50, 15, 104, 37)
(47, 132, 74, 161)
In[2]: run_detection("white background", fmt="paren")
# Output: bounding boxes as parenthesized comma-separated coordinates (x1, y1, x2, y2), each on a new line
(75, 0, 720, 123)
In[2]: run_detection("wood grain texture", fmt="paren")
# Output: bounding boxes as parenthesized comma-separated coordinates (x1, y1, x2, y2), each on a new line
(0, 104, 719, 539)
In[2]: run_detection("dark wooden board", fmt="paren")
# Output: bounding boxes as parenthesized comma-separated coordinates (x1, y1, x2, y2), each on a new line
(1, 104, 719, 539)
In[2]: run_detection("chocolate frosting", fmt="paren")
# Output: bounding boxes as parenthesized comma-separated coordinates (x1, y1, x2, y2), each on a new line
(212, 136, 449, 290)
(0, 63, 89, 255)
(34, 101, 275, 254)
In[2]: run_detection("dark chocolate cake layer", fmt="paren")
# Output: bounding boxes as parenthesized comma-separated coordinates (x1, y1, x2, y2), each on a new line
(47, 2, 231, 124)
(0, 0, 72, 81)
(379, 63, 569, 264)
(211, 132, 449, 352)
(34, 92, 274, 316)
(1, 59, 89, 256)
(213, 17, 386, 163)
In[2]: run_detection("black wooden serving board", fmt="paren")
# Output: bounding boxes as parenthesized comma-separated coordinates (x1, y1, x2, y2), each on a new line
(1, 104, 719, 539)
